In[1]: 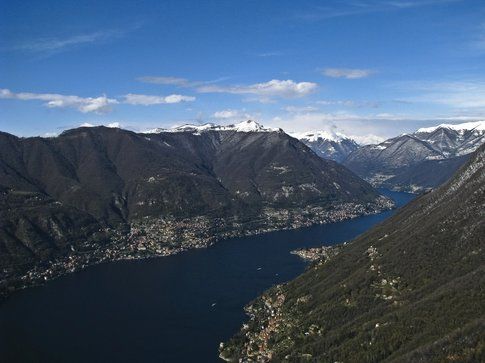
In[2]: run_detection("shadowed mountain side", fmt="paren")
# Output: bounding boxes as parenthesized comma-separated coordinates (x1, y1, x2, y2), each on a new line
(221, 143, 485, 362)
(344, 121, 485, 192)
(0, 124, 391, 299)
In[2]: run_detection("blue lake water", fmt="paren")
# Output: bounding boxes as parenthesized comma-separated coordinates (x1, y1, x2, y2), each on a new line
(0, 190, 414, 363)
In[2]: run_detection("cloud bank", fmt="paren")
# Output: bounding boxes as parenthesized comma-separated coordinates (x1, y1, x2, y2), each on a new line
(138, 76, 318, 102)
(197, 79, 318, 100)
(0, 88, 118, 113)
(0, 88, 196, 113)
(123, 93, 196, 105)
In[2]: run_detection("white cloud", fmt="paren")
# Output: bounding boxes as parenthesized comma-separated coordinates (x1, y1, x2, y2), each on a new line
(0, 88, 118, 113)
(0, 87, 198, 113)
(78, 122, 121, 128)
(136, 76, 193, 87)
(213, 109, 242, 119)
(18, 31, 119, 53)
(123, 93, 196, 105)
(212, 109, 256, 120)
(264, 107, 485, 145)
(165, 94, 196, 103)
(137, 76, 231, 88)
(137, 76, 316, 102)
(273, 111, 411, 126)
(4, 26, 141, 56)
(197, 79, 318, 100)
(297, 0, 462, 21)
(317, 100, 356, 106)
(267, 111, 410, 142)
(317, 99, 380, 108)
(323, 68, 374, 79)
(283, 105, 319, 113)
(352, 134, 386, 145)
(396, 80, 485, 109)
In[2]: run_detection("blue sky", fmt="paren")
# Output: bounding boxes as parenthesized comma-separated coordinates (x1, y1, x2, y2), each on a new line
(1, 0, 485, 142)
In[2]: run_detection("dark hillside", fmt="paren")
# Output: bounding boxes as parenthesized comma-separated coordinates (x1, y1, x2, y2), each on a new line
(0, 124, 390, 299)
(221, 144, 485, 362)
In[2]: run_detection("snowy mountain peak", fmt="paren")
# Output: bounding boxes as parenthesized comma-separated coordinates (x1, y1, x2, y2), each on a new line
(289, 130, 349, 142)
(290, 130, 359, 162)
(344, 119, 485, 192)
(143, 120, 279, 134)
(417, 120, 485, 134)
(232, 120, 269, 132)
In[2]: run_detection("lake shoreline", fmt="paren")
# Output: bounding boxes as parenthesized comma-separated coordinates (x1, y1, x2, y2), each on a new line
(0, 190, 415, 363)
(1, 197, 394, 303)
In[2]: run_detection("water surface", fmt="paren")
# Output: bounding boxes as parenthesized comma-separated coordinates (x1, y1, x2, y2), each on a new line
(0, 190, 414, 363)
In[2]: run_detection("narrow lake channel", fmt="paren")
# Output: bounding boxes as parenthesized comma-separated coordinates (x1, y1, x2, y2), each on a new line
(0, 190, 415, 363)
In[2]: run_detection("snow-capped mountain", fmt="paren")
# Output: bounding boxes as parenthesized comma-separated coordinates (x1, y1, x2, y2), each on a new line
(344, 120, 485, 192)
(144, 120, 280, 134)
(290, 130, 359, 162)
(0, 124, 386, 298)
(144, 121, 359, 163)
(414, 121, 485, 157)
(416, 120, 485, 133)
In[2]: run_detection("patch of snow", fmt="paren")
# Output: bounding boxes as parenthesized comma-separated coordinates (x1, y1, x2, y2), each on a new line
(270, 164, 291, 174)
(425, 155, 445, 160)
(417, 120, 485, 133)
(290, 129, 349, 142)
(231, 120, 275, 132)
(371, 145, 387, 150)
(142, 120, 279, 135)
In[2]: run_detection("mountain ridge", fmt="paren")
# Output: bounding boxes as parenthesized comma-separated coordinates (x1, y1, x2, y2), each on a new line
(142, 120, 281, 134)
(344, 120, 485, 192)
(0, 125, 391, 300)
(221, 141, 485, 363)
(290, 130, 360, 163)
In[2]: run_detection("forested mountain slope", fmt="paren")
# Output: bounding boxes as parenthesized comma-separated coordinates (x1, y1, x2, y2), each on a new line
(221, 143, 485, 362)
(0, 122, 390, 298)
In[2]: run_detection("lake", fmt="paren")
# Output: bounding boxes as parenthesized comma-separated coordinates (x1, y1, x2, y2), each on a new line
(0, 190, 414, 363)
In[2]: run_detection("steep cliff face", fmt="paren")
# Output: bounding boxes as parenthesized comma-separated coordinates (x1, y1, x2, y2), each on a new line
(221, 144, 485, 362)
(0, 122, 390, 296)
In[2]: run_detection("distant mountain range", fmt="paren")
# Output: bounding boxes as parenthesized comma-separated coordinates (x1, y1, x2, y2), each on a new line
(143, 119, 281, 134)
(290, 130, 359, 163)
(3, 118, 483, 297)
(221, 142, 485, 363)
(343, 121, 485, 192)
(0, 121, 391, 299)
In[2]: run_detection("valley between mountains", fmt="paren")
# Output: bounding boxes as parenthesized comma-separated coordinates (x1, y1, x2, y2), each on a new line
(297, 120, 485, 193)
(1, 119, 484, 362)
(0, 121, 391, 300)
(220, 139, 485, 363)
